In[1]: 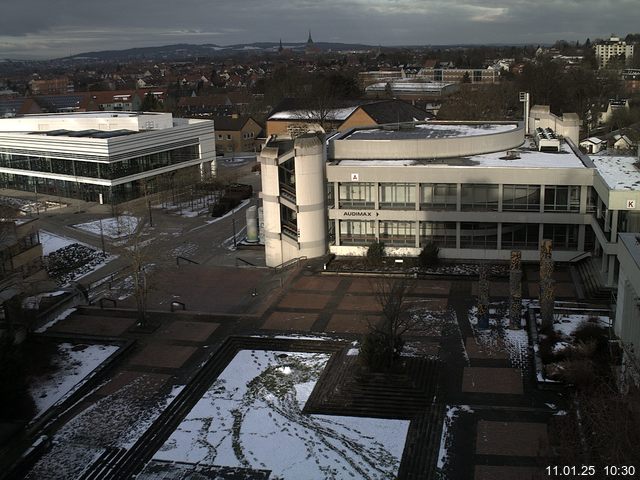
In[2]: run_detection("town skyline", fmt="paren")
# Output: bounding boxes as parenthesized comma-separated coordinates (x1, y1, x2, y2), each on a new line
(1, 0, 639, 59)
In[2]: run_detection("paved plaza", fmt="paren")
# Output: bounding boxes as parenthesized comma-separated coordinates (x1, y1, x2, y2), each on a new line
(23, 259, 571, 479)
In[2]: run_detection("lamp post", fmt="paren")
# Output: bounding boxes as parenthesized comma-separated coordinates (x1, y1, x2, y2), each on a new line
(99, 218, 106, 254)
(147, 198, 153, 227)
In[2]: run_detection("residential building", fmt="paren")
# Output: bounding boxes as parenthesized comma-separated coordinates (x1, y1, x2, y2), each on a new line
(213, 115, 263, 153)
(595, 35, 635, 68)
(266, 99, 433, 138)
(599, 99, 630, 125)
(28, 77, 74, 95)
(0, 112, 216, 204)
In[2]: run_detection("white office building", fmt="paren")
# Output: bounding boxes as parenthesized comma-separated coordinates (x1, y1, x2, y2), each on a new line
(0, 112, 216, 204)
(259, 118, 640, 292)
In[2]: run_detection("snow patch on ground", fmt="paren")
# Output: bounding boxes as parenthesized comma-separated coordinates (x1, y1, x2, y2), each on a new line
(35, 308, 77, 333)
(74, 215, 139, 239)
(28, 343, 119, 417)
(437, 405, 474, 473)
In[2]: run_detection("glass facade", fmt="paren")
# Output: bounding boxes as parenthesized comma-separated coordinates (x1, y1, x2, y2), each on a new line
(379, 183, 416, 209)
(543, 224, 579, 250)
(420, 221, 456, 247)
(461, 184, 499, 211)
(0, 165, 200, 204)
(0, 145, 199, 181)
(501, 223, 540, 249)
(544, 185, 580, 212)
(420, 183, 457, 210)
(460, 223, 498, 249)
(379, 221, 415, 246)
(338, 182, 375, 209)
(339, 220, 376, 245)
(502, 185, 541, 211)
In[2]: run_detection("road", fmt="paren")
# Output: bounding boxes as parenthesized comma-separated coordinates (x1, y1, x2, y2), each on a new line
(32, 159, 265, 298)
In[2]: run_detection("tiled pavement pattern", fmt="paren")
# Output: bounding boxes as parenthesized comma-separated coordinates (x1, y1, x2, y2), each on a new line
(28, 262, 573, 479)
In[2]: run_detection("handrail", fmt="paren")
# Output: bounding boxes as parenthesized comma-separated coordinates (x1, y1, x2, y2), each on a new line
(176, 256, 199, 266)
(273, 256, 307, 273)
(567, 251, 592, 263)
(236, 257, 256, 267)
(99, 298, 117, 309)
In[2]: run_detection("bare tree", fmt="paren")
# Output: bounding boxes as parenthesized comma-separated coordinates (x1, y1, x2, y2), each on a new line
(115, 203, 153, 327)
(361, 277, 416, 371)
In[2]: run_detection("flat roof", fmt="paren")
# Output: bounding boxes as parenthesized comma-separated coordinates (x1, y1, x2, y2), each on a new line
(20, 111, 165, 119)
(335, 140, 587, 169)
(345, 122, 518, 140)
(591, 154, 640, 190)
(27, 129, 138, 139)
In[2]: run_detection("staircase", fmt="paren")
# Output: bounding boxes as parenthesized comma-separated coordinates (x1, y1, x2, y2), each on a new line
(573, 257, 613, 305)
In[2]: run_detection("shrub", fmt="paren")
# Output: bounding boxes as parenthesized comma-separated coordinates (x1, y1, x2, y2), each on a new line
(366, 241, 386, 266)
(359, 329, 404, 372)
(418, 241, 439, 267)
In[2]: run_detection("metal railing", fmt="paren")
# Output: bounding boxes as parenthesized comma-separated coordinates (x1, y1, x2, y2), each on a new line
(273, 256, 307, 273)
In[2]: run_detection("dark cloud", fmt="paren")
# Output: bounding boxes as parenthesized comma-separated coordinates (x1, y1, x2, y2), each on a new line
(1, 0, 639, 59)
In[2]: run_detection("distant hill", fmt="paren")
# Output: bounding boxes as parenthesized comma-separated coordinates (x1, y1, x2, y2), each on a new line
(59, 42, 377, 62)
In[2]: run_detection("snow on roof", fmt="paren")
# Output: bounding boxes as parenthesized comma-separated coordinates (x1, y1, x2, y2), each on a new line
(346, 122, 518, 140)
(336, 141, 586, 169)
(269, 106, 358, 121)
(591, 154, 640, 190)
(583, 137, 605, 144)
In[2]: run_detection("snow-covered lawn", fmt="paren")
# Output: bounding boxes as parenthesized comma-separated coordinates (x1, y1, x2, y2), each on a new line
(154, 350, 410, 479)
(74, 215, 139, 239)
(40, 231, 79, 256)
(28, 343, 119, 417)
(26, 380, 183, 480)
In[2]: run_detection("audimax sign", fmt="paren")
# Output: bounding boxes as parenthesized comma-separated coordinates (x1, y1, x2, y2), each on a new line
(341, 211, 379, 217)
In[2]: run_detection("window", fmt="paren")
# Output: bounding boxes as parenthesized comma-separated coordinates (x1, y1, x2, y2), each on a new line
(544, 186, 580, 212)
(379, 221, 415, 246)
(420, 222, 456, 247)
(339, 220, 376, 245)
(226, 134, 232, 140)
(280, 206, 297, 239)
(338, 182, 374, 209)
(586, 186, 597, 213)
(543, 224, 578, 250)
(501, 223, 539, 249)
(379, 183, 415, 209)
(502, 185, 540, 211)
(327, 183, 335, 209)
(461, 184, 499, 211)
(217, 134, 223, 140)
(421, 183, 457, 210)
(460, 223, 498, 249)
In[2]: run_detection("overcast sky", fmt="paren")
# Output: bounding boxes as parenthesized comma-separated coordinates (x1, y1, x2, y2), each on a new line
(1, 0, 639, 59)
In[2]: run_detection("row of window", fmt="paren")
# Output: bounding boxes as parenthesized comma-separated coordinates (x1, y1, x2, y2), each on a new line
(338, 220, 582, 250)
(0, 145, 199, 180)
(216, 132, 255, 141)
(333, 182, 595, 213)
(0, 165, 200, 204)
